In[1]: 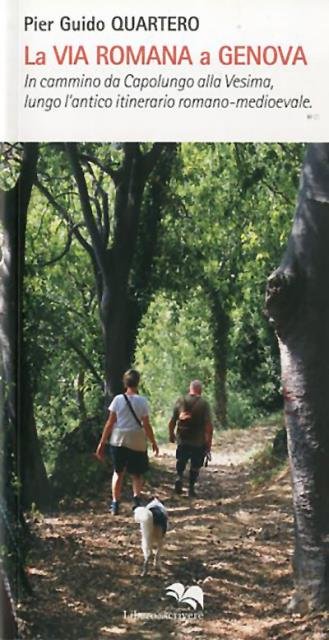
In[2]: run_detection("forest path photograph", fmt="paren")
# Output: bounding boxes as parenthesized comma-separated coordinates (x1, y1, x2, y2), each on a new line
(18, 425, 328, 640)
(2, 142, 329, 638)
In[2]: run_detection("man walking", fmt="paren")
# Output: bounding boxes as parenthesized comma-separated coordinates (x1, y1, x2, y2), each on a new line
(168, 380, 213, 497)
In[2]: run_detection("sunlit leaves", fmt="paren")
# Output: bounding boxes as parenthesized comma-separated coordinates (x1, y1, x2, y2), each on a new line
(0, 143, 23, 189)
(150, 142, 304, 419)
(135, 292, 214, 438)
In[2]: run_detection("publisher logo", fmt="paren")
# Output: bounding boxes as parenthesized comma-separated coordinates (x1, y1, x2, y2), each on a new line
(166, 583, 204, 610)
(123, 582, 204, 621)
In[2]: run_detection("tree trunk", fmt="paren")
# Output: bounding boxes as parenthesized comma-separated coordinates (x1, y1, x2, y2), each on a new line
(102, 283, 130, 399)
(0, 143, 50, 509)
(266, 143, 329, 611)
(207, 288, 230, 428)
(102, 145, 146, 398)
(213, 326, 229, 429)
(66, 143, 176, 402)
(19, 374, 50, 508)
(125, 143, 178, 366)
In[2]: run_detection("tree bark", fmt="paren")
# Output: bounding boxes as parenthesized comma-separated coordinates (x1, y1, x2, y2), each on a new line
(208, 290, 230, 428)
(66, 143, 176, 401)
(0, 143, 50, 509)
(125, 144, 178, 365)
(266, 143, 329, 611)
(102, 280, 130, 397)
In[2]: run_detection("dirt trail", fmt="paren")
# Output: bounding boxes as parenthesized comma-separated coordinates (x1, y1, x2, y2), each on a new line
(19, 426, 328, 640)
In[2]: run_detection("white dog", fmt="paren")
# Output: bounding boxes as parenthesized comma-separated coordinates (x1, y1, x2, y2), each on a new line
(134, 497, 168, 576)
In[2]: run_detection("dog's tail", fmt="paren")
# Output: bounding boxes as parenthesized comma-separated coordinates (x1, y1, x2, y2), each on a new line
(134, 506, 153, 525)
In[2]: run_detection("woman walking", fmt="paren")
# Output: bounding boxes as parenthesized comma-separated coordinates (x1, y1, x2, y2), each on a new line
(95, 369, 159, 514)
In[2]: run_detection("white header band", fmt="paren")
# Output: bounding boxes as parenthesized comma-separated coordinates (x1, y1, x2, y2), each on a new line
(1, 0, 328, 141)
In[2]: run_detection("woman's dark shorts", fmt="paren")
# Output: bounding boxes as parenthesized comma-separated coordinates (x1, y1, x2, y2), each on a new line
(110, 445, 149, 475)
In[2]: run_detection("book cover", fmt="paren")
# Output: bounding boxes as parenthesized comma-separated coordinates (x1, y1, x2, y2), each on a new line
(1, 1, 329, 638)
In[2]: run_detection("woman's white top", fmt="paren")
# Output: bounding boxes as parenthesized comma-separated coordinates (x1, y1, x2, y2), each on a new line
(109, 393, 149, 450)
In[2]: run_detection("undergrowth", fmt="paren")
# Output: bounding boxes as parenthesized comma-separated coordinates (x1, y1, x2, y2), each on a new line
(249, 442, 287, 487)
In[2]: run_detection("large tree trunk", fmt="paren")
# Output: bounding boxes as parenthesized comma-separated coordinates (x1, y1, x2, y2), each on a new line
(102, 283, 130, 398)
(104, 143, 178, 397)
(208, 290, 230, 428)
(66, 143, 176, 401)
(0, 143, 50, 509)
(102, 145, 146, 398)
(125, 144, 178, 366)
(19, 374, 50, 508)
(266, 143, 329, 611)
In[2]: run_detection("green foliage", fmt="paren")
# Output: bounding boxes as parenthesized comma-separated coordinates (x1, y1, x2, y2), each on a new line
(52, 452, 110, 499)
(21, 142, 305, 484)
(50, 417, 109, 498)
(25, 185, 104, 471)
(250, 441, 286, 487)
(0, 143, 23, 189)
(153, 143, 304, 419)
(226, 387, 260, 429)
(135, 291, 214, 440)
